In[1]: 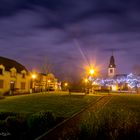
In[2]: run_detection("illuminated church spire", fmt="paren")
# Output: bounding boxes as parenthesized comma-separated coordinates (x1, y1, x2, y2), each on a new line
(108, 52, 116, 78)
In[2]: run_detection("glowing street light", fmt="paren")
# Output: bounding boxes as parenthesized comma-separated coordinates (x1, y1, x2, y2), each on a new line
(32, 74, 37, 79)
(31, 73, 37, 93)
(84, 78, 88, 94)
(47, 80, 51, 92)
(64, 82, 68, 87)
(89, 69, 95, 75)
(84, 78, 88, 83)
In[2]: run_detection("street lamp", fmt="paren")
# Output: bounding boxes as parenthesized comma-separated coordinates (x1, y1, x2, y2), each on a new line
(84, 78, 88, 83)
(31, 74, 37, 93)
(64, 82, 68, 91)
(64, 82, 68, 87)
(89, 69, 95, 75)
(64, 82, 70, 95)
(89, 68, 95, 94)
(47, 80, 51, 92)
(84, 78, 88, 94)
(32, 74, 37, 79)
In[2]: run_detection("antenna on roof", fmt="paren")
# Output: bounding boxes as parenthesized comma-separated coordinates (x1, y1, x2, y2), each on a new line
(111, 49, 114, 56)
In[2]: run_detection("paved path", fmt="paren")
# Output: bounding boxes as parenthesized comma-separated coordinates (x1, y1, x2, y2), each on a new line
(35, 95, 112, 140)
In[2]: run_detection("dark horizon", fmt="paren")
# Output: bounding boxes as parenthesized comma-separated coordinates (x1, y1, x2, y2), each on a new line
(0, 0, 140, 81)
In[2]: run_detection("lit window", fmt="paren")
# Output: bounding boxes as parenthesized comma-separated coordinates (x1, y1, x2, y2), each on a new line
(0, 69, 3, 75)
(0, 80, 4, 88)
(22, 73, 25, 78)
(11, 71, 16, 77)
(21, 82, 26, 90)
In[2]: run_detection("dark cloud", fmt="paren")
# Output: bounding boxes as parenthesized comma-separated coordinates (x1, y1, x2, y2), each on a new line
(0, 0, 140, 80)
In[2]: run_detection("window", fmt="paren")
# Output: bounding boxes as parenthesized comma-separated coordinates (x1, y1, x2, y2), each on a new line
(0, 69, 3, 75)
(11, 71, 16, 77)
(22, 73, 25, 78)
(0, 80, 4, 88)
(10, 81, 15, 90)
(21, 82, 26, 90)
(110, 69, 113, 74)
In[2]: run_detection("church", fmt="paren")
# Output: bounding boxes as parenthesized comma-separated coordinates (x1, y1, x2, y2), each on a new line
(107, 55, 140, 92)
(108, 55, 116, 78)
(108, 54, 128, 79)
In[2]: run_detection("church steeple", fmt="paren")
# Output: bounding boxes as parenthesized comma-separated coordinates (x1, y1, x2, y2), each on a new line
(109, 55, 116, 68)
(108, 54, 116, 78)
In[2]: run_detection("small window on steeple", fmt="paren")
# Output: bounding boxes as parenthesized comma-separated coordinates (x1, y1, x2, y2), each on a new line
(110, 69, 113, 74)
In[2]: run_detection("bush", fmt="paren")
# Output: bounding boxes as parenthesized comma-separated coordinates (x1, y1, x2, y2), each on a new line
(0, 120, 6, 131)
(27, 111, 56, 138)
(0, 111, 59, 139)
(0, 112, 18, 120)
(5, 115, 27, 134)
(28, 111, 55, 129)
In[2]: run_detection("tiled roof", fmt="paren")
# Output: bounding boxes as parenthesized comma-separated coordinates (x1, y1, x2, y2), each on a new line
(0, 56, 28, 73)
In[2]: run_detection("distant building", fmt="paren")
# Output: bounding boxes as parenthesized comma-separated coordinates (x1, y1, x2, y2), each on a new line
(33, 73, 60, 92)
(106, 55, 140, 92)
(0, 56, 30, 95)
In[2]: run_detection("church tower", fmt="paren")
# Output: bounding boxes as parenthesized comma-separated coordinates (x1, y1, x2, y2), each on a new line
(108, 55, 116, 78)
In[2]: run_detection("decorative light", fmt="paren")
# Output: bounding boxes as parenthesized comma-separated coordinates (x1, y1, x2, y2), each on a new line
(32, 74, 37, 79)
(84, 78, 88, 83)
(89, 69, 94, 75)
(85, 73, 140, 91)
(64, 83, 68, 87)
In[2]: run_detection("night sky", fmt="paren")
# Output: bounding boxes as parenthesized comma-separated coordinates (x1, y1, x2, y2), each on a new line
(0, 0, 140, 81)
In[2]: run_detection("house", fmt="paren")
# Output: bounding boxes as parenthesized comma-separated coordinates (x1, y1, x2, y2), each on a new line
(0, 56, 30, 95)
(33, 73, 60, 92)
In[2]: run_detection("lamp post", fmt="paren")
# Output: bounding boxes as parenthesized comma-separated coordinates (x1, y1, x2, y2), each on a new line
(89, 68, 95, 76)
(84, 78, 88, 94)
(89, 68, 95, 94)
(64, 82, 70, 94)
(31, 74, 37, 93)
(47, 80, 51, 92)
(64, 82, 68, 90)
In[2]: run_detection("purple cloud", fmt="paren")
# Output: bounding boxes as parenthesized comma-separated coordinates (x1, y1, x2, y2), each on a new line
(0, 0, 140, 81)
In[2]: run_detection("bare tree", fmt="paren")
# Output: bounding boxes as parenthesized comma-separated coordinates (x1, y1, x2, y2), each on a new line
(133, 64, 140, 75)
(41, 56, 53, 74)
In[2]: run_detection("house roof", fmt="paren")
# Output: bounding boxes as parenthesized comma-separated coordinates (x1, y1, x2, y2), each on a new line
(0, 56, 28, 73)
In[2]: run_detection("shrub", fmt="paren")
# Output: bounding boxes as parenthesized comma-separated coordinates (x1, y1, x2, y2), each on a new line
(27, 111, 56, 138)
(28, 111, 55, 129)
(0, 112, 18, 120)
(0, 120, 6, 131)
(5, 115, 27, 134)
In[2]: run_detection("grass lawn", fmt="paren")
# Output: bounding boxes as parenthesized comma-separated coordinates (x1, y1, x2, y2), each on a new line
(0, 92, 100, 117)
(78, 94, 140, 140)
(105, 94, 140, 117)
